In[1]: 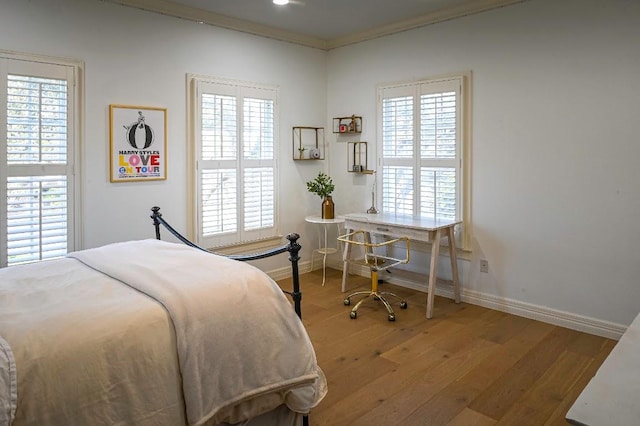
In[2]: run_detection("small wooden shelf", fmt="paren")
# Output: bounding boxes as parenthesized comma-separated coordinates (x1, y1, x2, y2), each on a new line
(347, 141, 374, 174)
(333, 115, 362, 134)
(292, 126, 324, 160)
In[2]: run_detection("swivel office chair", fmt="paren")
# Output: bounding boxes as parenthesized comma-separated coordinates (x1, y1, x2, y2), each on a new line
(337, 230, 410, 321)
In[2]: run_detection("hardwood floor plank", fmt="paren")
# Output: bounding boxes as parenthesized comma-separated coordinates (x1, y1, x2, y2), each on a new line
(494, 402, 543, 426)
(456, 319, 555, 393)
(497, 349, 592, 424)
(403, 380, 484, 425)
(476, 311, 533, 344)
(446, 408, 497, 426)
(316, 354, 399, 414)
(467, 327, 582, 420)
(315, 345, 452, 425)
(565, 329, 614, 357)
(380, 319, 467, 364)
(445, 303, 506, 326)
(353, 337, 499, 424)
(542, 340, 617, 426)
(276, 269, 617, 426)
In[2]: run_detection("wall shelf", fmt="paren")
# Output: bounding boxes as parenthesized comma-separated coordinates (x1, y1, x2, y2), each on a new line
(292, 126, 324, 160)
(332, 115, 362, 134)
(347, 141, 373, 174)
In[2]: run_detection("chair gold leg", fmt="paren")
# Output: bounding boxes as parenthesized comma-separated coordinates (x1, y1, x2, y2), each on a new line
(344, 289, 408, 321)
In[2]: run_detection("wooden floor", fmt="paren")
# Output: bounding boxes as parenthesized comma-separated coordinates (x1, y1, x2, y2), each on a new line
(277, 268, 616, 426)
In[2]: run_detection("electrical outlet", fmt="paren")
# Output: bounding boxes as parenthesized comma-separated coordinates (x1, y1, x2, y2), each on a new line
(480, 259, 489, 273)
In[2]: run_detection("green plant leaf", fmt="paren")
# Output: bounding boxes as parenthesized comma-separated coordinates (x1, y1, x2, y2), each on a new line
(306, 172, 335, 198)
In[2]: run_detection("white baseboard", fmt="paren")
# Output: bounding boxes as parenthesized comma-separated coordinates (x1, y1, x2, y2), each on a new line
(323, 258, 626, 340)
(266, 259, 314, 282)
(455, 287, 625, 340)
(266, 258, 625, 340)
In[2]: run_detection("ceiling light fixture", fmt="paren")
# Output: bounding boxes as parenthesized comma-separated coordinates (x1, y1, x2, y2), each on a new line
(273, 0, 289, 5)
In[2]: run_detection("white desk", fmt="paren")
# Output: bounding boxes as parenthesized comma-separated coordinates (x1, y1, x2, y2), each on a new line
(341, 213, 461, 319)
(305, 215, 345, 286)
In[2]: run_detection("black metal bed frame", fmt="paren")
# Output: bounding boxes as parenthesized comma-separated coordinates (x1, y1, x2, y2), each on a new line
(150, 206, 303, 319)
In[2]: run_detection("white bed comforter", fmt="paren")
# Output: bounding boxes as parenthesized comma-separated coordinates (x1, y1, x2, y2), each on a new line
(0, 239, 326, 426)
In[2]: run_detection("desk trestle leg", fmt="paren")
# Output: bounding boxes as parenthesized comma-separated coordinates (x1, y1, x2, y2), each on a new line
(426, 229, 441, 319)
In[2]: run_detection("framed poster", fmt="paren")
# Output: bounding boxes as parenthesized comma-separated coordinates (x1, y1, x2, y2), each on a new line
(109, 104, 167, 182)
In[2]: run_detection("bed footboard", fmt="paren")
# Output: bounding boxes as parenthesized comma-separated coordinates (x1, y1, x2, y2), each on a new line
(150, 206, 303, 319)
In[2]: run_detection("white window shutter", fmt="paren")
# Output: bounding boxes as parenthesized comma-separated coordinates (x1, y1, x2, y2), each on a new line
(6, 176, 68, 264)
(243, 167, 274, 231)
(379, 75, 466, 228)
(382, 166, 414, 215)
(201, 169, 237, 235)
(194, 78, 278, 248)
(3, 64, 75, 266)
(419, 167, 456, 220)
(201, 93, 237, 161)
(420, 91, 457, 160)
(382, 95, 414, 159)
(243, 97, 274, 160)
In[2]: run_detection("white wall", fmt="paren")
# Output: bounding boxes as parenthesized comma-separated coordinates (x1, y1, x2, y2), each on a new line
(326, 0, 640, 330)
(3, 0, 639, 333)
(0, 0, 329, 271)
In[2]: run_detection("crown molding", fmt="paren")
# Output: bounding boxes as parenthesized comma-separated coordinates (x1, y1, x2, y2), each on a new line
(326, 0, 529, 49)
(101, 0, 329, 50)
(102, 0, 528, 51)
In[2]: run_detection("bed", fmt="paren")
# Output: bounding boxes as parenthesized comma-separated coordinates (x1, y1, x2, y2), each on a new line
(0, 207, 326, 426)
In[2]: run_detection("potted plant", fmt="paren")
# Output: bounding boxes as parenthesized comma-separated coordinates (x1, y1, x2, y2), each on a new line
(306, 172, 335, 219)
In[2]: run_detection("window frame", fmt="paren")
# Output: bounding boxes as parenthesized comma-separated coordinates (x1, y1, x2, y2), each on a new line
(376, 72, 472, 250)
(187, 74, 280, 250)
(1, 50, 83, 267)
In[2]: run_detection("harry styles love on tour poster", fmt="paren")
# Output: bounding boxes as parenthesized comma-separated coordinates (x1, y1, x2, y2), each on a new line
(109, 105, 167, 182)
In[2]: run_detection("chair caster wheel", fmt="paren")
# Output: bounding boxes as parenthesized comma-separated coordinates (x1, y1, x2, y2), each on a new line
(344, 298, 351, 306)
(388, 314, 396, 321)
(350, 311, 357, 319)
(400, 301, 408, 309)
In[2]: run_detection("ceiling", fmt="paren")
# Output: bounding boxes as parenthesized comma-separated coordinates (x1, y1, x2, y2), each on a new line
(104, 0, 527, 50)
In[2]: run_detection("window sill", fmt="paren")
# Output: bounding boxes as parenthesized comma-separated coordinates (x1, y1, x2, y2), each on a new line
(206, 235, 285, 256)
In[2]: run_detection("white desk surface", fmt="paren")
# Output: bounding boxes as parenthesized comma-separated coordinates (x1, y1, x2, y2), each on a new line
(342, 212, 460, 231)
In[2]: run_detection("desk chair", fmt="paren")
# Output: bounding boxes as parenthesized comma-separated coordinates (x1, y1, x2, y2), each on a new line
(337, 230, 410, 321)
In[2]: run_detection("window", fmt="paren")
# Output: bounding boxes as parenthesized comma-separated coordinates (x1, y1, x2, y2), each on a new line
(378, 74, 470, 248)
(1, 53, 80, 267)
(189, 76, 278, 248)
